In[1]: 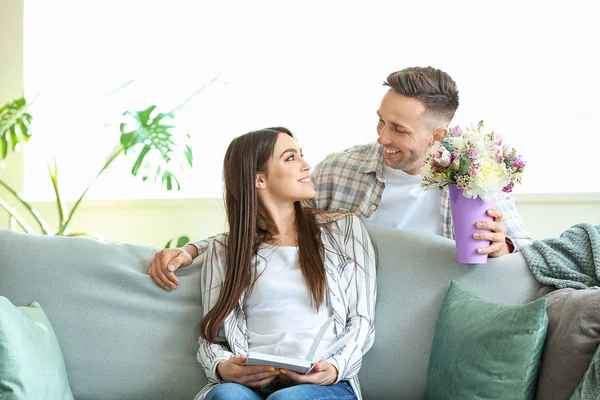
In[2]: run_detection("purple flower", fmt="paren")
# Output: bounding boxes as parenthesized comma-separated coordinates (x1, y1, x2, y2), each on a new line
(449, 125, 463, 137)
(468, 148, 477, 160)
(512, 155, 526, 169)
(502, 183, 514, 193)
(468, 161, 480, 176)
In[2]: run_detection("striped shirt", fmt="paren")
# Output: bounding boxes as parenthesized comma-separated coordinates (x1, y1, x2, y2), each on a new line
(193, 214, 377, 400)
(309, 142, 533, 250)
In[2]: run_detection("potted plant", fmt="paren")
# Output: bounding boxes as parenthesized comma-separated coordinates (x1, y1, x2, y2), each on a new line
(0, 96, 193, 238)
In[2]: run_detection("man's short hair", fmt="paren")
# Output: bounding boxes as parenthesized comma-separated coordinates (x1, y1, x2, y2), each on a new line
(384, 66, 459, 127)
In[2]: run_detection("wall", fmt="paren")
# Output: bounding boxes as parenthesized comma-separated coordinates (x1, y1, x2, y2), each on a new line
(1, 1, 598, 248)
(514, 193, 600, 240)
(25, 198, 228, 247)
(13, 194, 598, 248)
(0, 0, 24, 193)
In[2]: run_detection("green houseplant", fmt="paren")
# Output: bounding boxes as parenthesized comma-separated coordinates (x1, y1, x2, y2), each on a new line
(0, 96, 193, 238)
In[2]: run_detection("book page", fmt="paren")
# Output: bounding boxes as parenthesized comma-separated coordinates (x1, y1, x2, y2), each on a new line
(245, 316, 337, 374)
(305, 316, 335, 361)
(245, 352, 314, 374)
(310, 326, 357, 363)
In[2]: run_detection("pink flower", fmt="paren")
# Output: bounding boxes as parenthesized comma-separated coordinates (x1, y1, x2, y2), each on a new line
(502, 183, 515, 193)
(449, 125, 463, 137)
(432, 147, 452, 167)
(420, 120, 525, 201)
(451, 157, 461, 171)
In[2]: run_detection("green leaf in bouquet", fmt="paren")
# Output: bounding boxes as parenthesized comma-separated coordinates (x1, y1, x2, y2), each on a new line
(458, 157, 470, 176)
(441, 137, 454, 153)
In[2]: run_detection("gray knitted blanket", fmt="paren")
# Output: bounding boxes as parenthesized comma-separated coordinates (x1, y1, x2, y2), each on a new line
(521, 223, 600, 289)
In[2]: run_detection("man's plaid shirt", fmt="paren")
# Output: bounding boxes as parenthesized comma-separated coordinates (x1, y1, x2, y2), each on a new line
(309, 142, 533, 250)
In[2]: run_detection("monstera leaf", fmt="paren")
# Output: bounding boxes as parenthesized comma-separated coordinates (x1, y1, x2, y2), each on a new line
(120, 105, 193, 190)
(0, 96, 197, 237)
(0, 97, 33, 161)
(164, 235, 191, 249)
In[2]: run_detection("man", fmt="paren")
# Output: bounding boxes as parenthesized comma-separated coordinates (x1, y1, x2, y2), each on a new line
(149, 66, 532, 290)
(310, 66, 532, 257)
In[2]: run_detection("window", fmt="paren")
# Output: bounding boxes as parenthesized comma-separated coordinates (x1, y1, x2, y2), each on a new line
(23, 0, 600, 200)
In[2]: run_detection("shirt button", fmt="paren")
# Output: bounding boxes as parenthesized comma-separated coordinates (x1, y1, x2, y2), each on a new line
(370, 205, 377, 211)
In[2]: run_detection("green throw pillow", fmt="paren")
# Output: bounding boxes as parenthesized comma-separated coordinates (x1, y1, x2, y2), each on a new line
(423, 281, 549, 400)
(0, 296, 74, 399)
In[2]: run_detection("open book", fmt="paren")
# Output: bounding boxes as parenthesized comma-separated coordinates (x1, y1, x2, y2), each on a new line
(244, 316, 353, 374)
(245, 352, 316, 374)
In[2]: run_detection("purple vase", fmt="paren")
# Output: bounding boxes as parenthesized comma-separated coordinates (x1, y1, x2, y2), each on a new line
(448, 184, 496, 264)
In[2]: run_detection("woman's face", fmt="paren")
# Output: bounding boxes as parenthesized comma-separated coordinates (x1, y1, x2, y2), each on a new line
(257, 133, 315, 205)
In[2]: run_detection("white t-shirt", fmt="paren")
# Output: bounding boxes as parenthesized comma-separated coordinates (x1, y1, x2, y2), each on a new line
(244, 245, 337, 361)
(365, 164, 442, 236)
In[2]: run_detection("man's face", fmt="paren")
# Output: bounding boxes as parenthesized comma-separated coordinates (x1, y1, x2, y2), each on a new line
(376, 89, 443, 174)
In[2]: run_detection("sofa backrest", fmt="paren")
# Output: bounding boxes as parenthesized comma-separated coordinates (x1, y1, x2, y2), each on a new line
(0, 226, 541, 399)
(359, 225, 541, 399)
(0, 229, 205, 400)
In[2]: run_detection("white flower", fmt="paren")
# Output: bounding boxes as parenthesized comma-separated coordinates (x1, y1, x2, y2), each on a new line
(463, 156, 510, 201)
(450, 136, 467, 151)
(466, 131, 488, 155)
(421, 121, 525, 199)
(430, 143, 452, 167)
(512, 171, 524, 184)
(420, 162, 434, 182)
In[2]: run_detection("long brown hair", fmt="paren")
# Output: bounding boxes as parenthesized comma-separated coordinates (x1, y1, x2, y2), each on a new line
(198, 127, 330, 343)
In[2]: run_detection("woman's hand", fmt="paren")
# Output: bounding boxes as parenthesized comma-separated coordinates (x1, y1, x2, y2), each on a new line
(217, 355, 279, 388)
(278, 360, 338, 386)
(147, 244, 196, 290)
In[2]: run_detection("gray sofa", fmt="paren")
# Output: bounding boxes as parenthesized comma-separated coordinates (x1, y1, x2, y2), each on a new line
(0, 225, 542, 399)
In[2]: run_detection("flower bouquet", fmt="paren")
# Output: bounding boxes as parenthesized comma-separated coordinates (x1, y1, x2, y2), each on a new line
(421, 120, 526, 263)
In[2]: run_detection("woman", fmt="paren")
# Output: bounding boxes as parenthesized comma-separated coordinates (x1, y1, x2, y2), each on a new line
(150, 127, 376, 400)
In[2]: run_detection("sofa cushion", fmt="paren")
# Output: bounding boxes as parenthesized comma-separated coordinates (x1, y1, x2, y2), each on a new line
(0, 226, 543, 400)
(358, 226, 541, 400)
(534, 287, 600, 400)
(0, 229, 207, 400)
(0, 296, 74, 399)
(423, 281, 548, 400)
